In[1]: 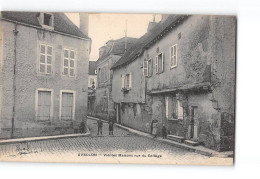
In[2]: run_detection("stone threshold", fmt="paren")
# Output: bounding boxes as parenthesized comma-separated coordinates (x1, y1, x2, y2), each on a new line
(87, 115, 234, 158)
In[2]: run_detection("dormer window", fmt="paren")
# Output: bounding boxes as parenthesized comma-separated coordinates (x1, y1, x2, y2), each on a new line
(38, 12, 54, 30)
(44, 13, 52, 26)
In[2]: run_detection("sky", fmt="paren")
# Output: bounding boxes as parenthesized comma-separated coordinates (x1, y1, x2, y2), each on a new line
(66, 13, 161, 61)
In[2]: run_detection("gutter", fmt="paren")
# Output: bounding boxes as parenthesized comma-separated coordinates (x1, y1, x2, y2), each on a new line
(11, 23, 18, 138)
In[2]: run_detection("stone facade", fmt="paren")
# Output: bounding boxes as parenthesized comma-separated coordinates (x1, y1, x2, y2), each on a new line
(111, 15, 236, 151)
(0, 13, 91, 139)
(94, 37, 137, 120)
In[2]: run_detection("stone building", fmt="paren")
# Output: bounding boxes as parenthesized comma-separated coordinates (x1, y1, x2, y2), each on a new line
(111, 15, 236, 151)
(95, 37, 137, 120)
(87, 61, 97, 116)
(0, 12, 91, 139)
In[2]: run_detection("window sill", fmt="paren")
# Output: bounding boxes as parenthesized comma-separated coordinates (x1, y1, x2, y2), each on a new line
(121, 88, 131, 93)
(41, 24, 54, 31)
(62, 75, 76, 78)
(156, 71, 164, 75)
(168, 118, 183, 122)
(170, 65, 177, 69)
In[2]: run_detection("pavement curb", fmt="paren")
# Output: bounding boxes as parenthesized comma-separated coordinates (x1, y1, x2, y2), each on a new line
(87, 116, 233, 158)
(0, 133, 91, 145)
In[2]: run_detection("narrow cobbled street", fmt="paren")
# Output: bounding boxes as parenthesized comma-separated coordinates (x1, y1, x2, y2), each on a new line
(0, 118, 232, 165)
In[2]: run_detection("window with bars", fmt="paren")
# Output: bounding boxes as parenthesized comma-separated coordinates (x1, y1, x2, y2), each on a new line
(39, 44, 53, 74)
(170, 44, 177, 68)
(63, 49, 76, 77)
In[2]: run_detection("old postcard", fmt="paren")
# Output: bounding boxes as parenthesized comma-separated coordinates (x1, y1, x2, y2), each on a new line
(0, 12, 236, 165)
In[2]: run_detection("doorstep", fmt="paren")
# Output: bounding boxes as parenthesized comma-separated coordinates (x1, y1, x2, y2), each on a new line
(167, 135, 185, 143)
(184, 140, 200, 146)
(0, 132, 90, 145)
(87, 115, 233, 158)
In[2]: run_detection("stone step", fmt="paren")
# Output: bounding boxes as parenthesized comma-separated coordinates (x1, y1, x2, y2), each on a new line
(167, 135, 185, 143)
(184, 140, 200, 146)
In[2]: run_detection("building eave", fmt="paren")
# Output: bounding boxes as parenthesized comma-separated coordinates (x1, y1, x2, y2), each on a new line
(1, 18, 91, 41)
(147, 82, 211, 95)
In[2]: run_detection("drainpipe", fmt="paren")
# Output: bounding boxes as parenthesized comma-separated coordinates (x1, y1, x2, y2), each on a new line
(11, 23, 18, 138)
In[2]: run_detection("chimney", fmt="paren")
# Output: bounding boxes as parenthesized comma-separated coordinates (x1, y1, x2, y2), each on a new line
(147, 22, 158, 32)
(79, 12, 89, 36)
(147, 14, 158, 32)
(161, 14, 170, 22)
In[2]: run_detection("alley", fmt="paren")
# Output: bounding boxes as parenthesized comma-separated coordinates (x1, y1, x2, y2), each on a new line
(0, 118, 232, 165)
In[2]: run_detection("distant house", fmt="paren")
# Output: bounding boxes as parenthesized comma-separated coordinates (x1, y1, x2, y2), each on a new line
(87, 61, 97, 116)
(95, 37, 137, 120)
(88, 61, 97, 89)
(111, 15, 236, 151)
(0, 12, 91, 139)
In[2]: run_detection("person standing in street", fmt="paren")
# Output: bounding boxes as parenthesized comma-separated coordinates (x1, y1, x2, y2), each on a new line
(97, 119, 103, 135)
(109, 121, 114, 135)
(162, 124, 167, 139)
(151, 119, 155, 134)
(152, 119, 158, 138)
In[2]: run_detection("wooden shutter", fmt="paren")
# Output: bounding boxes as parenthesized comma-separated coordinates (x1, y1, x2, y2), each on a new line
(161, 53, 164, 72)
(143, 61, 148, 77)
(129, 72, 132, 89)
(165, 96, 169, 119)
(121, 75, 125, 89)
(177, 100, 183, 120)
(155, 56, 158, 73)
(61, 92, 73, 120)
(38, 91, 51, 120)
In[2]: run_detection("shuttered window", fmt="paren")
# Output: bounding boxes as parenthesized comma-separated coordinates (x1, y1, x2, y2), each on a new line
(143, 60, 148, 77)
(155, 53, 164, 74)
(143, 59, 153, 77)
(170, 44, 177, 68)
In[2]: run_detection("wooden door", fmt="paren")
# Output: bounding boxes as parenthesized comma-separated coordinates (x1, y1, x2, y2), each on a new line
(190, 106, 198, 139)
(38, 91, 51, 120)
(61, 92, 73, 120)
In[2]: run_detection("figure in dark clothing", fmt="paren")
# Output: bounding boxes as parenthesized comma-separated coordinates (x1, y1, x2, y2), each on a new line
(79, 121, 86, 133)
(109, 121, 114, 135)
(151, 119, 155, 134)
(162, 124, 167, 139)
(97, 119, 103, 135)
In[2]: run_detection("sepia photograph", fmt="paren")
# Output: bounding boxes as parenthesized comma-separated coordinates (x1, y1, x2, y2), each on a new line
(0, 11, 236, 166)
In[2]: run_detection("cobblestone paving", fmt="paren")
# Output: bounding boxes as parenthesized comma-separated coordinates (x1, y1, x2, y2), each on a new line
(0, 118, 233, 165)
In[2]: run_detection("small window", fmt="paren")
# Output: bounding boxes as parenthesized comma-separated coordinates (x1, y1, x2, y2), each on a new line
(39, 44, 53, 74)
(155, 53, 164, 74)
(170, 44, 177, 68)
(44, 13, 52, 26)
(63, 49, 76, 77)
(122, 72, 132, 90)
(39, 13, 54, 29)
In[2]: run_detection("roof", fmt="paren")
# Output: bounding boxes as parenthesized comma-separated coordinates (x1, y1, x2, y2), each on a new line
(111, 15, 189, 70)
(96, 37, 137, 64)
(1, 11, 90, 39)
(89, 61, 97, 75)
